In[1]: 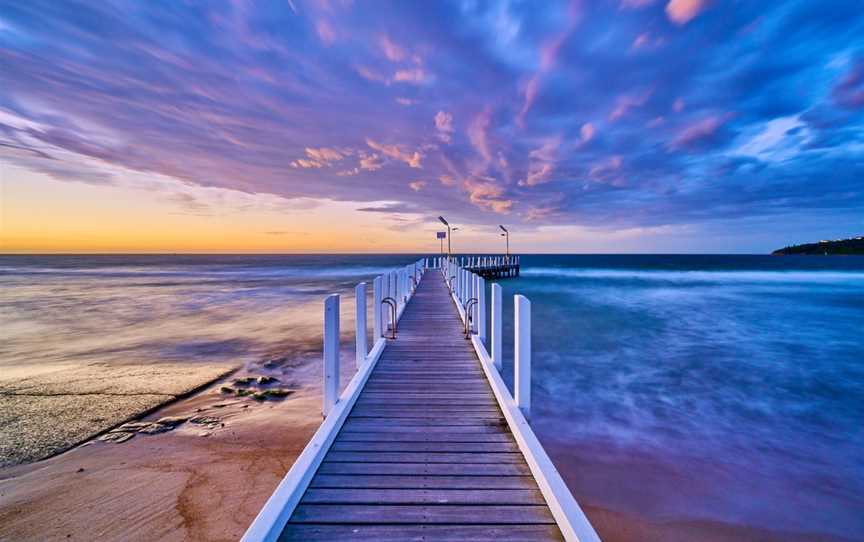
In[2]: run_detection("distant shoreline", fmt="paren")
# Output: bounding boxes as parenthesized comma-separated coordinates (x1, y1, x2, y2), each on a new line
(772, 236, 864, 256)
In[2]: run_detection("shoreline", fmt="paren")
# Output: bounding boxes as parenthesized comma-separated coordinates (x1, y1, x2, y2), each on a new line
(0, 362, 239, 468)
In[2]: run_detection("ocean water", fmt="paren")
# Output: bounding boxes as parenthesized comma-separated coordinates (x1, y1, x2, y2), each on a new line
(0, 255, 411, 372)
(491, 255, 864, 539)
(2, 254, 863, 538)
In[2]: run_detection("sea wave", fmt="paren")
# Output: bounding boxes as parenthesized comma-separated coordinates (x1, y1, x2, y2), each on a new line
(521, 267, 864, 283)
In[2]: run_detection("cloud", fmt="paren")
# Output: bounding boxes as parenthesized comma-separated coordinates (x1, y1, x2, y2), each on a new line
(393, 68, 432, 85)
(290, 147, 347, 168)
(467, 109, 493, 162)
(832, 59, 864, 109)
(581, 123, 595, 142)
(609, 90, 652, 121)
(665, 0, 709, 25)
(670, 114, 731, 150)
(409, 180, 426, 191)
(516, 2, 581, 127)
(379, 36, 406, 62)
(365, 138, 423, 168)
(359, 153, 384, 171)
(589, 156, 624, 185)
(316, 20, 336, 44)
(290, 158, 323, 169)
(463, 177, 512, 214)
(434, 111, 455, 143)
(356, 202, 421, 214)
(520, 137, 561, 187)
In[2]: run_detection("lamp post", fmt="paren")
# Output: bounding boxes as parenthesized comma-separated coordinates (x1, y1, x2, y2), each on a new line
(499, 225, 509, 263)
(438, 216, 450, 260)
(438, 217, 458, 261)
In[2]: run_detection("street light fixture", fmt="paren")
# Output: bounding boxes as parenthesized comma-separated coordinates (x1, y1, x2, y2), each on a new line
(499, 225, 509, 263)
(438, 216, 451, 261)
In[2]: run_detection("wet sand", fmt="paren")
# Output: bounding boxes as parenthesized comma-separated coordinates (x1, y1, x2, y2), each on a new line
(0, 362, 236, 467)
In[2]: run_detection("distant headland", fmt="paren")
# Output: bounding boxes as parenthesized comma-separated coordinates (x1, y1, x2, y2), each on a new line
(772, 236, 864, 255)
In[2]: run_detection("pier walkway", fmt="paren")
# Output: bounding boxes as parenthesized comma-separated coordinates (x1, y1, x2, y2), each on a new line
(243, 259, 599, 542)
(281, 274, 559, 541)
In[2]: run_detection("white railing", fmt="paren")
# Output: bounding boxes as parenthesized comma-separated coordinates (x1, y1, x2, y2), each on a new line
(241, 258, 427, 542)
(442, 258, 601, 542)
(424, 255, 519, 270)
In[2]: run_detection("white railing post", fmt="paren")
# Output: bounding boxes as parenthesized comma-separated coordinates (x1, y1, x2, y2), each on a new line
(491, 283, 502, 370)
(373, 275, 382, 339)
(515, 294, 531, 419)
(323, 294, 340, 418)
(478, 276, 487, 344)
(355, 282, 367, 369)
(471, 273, 478, 331)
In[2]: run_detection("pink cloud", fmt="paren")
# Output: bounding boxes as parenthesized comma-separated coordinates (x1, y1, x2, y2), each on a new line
(438, 174, 457, 186)
(409, 180, 426, 191)
(393, 68, 431, 85)
(359, 153, 383, 171)
(670, 114, 730, 149)
(520, 137, 560, 187)
(609, 90, 652, 121)
(467, 108, 493, 163)
(365, 138, 423, 168)
(435, 111, 454, 143)
(590, 155, 625, 186)
(316, 20, 336, 45)
(379, 35, 406, 62)
(463, 177, 512, 214)
(666, 0, 709, 25)
(581, 122, 595, 142)
(290, 158, 322, 169)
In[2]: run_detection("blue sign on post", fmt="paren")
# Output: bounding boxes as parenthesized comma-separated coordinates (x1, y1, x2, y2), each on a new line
(436, 231, 446, 239)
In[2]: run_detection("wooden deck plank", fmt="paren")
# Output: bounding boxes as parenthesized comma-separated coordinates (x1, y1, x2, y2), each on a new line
(302, 488, 545, 505)
(337, 431, 514, 443)
(331, 440, 518, 452)
(290, 504, 556, 524)
(309, 474, 536, 490)
(325, 451, 525, 464)
(343, 418, 506, 428)
(279, 524, 563, 541)
(317, 462, 530, 476)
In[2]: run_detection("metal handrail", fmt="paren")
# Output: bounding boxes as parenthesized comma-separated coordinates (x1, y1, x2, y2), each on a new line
(463, 297, 478, 339)
(381, 297, 398, 339)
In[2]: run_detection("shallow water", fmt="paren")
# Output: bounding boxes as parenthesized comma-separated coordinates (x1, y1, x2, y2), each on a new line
(2, 254, 863, 538)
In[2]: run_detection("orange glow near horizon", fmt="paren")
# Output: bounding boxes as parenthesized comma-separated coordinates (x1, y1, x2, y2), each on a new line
(0, 165, 443, 254)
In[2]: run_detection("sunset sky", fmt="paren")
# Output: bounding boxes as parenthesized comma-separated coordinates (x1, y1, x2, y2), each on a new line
(1, 0, 863, 253)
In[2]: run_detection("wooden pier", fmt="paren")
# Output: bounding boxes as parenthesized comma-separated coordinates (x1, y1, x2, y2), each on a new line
(451, 255, 520, 279)
(243, 259, 598, 542)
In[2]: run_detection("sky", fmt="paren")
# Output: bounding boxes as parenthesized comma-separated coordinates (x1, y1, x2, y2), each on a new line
(1, 0, 863, 253)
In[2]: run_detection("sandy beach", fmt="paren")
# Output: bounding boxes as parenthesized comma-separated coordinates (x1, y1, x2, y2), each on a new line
(0, 357, 326, 542)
